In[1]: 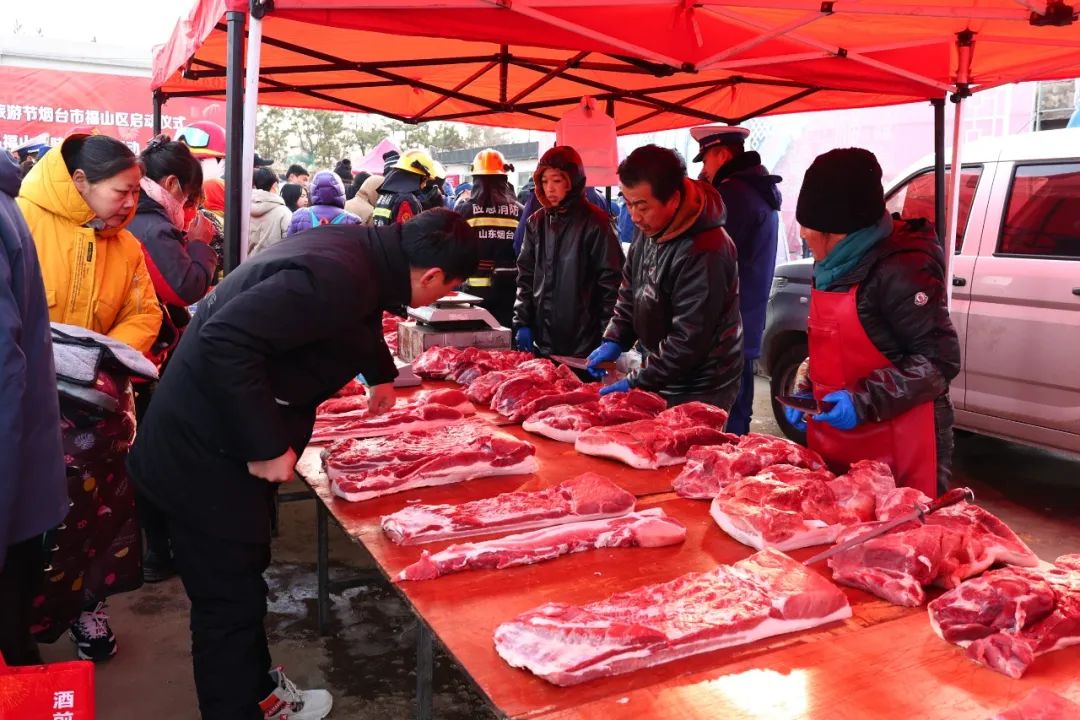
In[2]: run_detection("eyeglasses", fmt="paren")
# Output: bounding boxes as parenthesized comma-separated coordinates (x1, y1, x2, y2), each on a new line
(177, 126, 211, 149)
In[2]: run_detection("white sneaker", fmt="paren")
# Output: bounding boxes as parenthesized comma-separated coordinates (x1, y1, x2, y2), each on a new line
(259, 667, 333, 720)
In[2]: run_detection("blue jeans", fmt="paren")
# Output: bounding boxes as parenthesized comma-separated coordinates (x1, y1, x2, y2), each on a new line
(726, 357, 756, 435)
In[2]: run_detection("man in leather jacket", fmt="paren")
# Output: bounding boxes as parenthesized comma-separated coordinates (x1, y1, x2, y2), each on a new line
(514, 145, 623, 359)
(786, 147, 961, 494)
(588, 144, 743, 409)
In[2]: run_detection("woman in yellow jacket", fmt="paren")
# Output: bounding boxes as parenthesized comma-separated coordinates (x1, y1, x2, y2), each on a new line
(17, 134, 161, 662)
(18, 133, 160, 350)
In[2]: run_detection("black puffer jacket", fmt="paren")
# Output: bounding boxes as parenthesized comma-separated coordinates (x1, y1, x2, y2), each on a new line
(604, 178, 743, 400)
(513, 146, 623, 357)
(825, 217, 961, 424)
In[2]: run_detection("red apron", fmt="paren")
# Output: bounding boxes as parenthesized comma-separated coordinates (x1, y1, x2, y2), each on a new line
(807, 285, 937, 496)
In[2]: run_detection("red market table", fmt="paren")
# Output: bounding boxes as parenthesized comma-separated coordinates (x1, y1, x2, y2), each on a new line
(297, 381, 1079, 720)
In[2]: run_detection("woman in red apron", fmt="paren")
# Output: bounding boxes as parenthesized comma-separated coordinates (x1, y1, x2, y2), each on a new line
(785, 148, 961, 496)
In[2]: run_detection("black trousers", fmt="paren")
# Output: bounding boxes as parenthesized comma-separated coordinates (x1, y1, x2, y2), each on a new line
(166, 513, 275, 719)
(134, 382, 171, 560)
(0, 536, 45, 666)
(726, 357, 756, 435)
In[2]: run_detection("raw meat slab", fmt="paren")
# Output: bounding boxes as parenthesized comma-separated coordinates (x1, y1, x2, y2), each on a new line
(521, 390, 668, 444)
(412, 346, 466, 378)
(709, 460, 895, 551)
(331, 433, 538, 502)
(494, 547, 851, 686)
(708, 465, 851, 551)
(396, 508, 686, 581)
(381, 472, 636, 545)
(829, 491, 1040, 607)
(574, 404, 735, 470)
(323, 422, 491, 478)
(333, 378, 367, 397)
(929, 554, 1080, 679)
(316, 387, 473, 429)
(317, 394, 369, 416)
(447, 348, 535, 385)
(673, 433, 827, 499)
(311, 403, 465, 443)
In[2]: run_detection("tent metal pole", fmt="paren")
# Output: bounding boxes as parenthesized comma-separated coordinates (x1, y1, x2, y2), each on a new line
(945, 31, 974, 310)
(223, 10, 246, 275)
(945, 96, 965, 311)
(240, 3, 265, 264)
(605, 98, 615, 211)
(932, 97, 946, 248)
(152, 91, 164, 136)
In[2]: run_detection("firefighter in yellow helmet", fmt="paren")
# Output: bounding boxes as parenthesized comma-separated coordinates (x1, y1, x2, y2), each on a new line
(458, 148, 524, 328)
(370, 149, 441, 226)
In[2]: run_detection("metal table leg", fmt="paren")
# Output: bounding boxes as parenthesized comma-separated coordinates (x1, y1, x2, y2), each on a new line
(416, 620, 434, 720)
(316, 500, 330, 635)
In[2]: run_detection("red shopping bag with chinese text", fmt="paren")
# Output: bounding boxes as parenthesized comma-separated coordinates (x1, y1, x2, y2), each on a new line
(0, 653, 94, 720)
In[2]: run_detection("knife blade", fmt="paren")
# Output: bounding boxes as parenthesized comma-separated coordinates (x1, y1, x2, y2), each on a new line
(802, 487, 974, 566)
(548, 354, 591, 370)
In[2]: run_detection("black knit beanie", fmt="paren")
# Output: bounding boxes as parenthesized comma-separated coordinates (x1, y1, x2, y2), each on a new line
(795, 148, 886, 234)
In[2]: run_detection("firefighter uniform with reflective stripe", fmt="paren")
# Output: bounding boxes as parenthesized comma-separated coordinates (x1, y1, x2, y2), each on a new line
(371, 155, 440, 227)
(458, 193, 523, 328)
(370, 188, 422, 227)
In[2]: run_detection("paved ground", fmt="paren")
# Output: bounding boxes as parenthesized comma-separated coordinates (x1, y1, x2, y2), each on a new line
(39, 377, 1080, 719)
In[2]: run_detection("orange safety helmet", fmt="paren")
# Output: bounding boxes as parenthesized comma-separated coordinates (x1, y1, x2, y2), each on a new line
(177, 121, 227, 159)
(470, 148, 513, 176)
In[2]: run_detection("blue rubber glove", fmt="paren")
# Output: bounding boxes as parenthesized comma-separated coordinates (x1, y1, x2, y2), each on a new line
(811, 390, 860, 431)
(515, 327, 534, 354)
(783, 405, 808, 432)
(599, 378, 631, 396)
(586, 341, 622, 378)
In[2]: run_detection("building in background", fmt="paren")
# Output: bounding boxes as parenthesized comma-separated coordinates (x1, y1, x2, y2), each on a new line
(434, 142, 540, 192)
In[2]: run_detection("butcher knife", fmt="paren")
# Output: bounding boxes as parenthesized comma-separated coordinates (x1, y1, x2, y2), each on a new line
(549, 355, 592, 371)
(802, 486, 975, 566)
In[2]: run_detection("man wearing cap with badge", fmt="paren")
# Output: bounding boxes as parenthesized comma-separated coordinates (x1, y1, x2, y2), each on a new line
(691, 124, 782, 435)
(783, 147, 960, 495)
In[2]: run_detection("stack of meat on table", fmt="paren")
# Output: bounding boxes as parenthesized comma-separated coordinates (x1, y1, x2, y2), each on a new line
(315, 346, 1078, 685)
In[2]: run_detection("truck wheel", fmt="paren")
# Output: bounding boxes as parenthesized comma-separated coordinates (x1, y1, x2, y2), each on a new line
(769, 342, 809, 444)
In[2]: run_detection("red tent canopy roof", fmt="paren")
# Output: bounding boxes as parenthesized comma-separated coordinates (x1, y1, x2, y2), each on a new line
(153, 0, 1080, 131)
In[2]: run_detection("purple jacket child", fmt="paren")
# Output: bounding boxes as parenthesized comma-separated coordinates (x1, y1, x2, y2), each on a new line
(286, 170, 361, 236)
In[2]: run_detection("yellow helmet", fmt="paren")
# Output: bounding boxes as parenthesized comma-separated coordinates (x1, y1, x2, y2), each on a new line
(395, 149, 441, 180)
(471, 148, 513, 175)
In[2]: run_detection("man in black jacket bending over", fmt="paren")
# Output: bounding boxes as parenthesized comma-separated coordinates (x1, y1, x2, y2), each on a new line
(128, 208, 478, 720)
(587, 144, 743, 410)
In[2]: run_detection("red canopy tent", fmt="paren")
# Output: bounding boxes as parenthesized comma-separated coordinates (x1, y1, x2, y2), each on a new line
(154, 0, 1080, 131)
(150, 0, 1079, 272)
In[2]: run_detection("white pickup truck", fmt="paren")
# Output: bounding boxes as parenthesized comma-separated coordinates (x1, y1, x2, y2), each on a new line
(762, 127, 1080, 455)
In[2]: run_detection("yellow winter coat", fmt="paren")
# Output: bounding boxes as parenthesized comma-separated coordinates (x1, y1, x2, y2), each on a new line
(17, 140, 161, 353)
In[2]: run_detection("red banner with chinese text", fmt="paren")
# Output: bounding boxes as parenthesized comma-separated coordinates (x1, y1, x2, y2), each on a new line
(0, 66, 225, 155)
